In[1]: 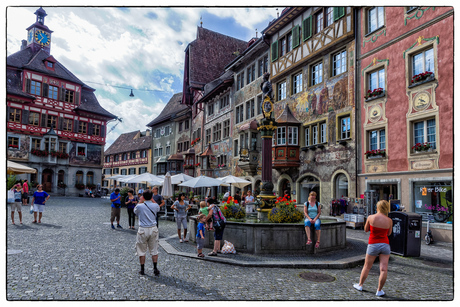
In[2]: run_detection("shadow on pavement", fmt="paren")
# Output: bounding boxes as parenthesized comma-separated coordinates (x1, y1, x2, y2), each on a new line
(35, 223, 62, 229)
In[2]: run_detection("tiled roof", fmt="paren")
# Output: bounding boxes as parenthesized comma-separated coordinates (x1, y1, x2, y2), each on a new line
(146, 92, 186, 127)
(75, 88, 117, 119)
(199, 70, 234, 102)
(6, 69, 35, 99)
(276, 104, 301, 124)
(188, 27, 247, 88)
(104, 130, 151, 155)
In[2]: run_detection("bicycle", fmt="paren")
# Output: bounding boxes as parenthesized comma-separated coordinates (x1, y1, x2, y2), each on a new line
(424, 214, 434, 245)
(432, 193, 453, 223)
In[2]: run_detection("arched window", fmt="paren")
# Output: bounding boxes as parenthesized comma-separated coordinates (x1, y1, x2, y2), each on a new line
(58, 170, 65, 186)
(335, 173, 348, 198)
(76, 171, 83, 184)
(87, 171, 94, 185)
(300, 176, 320, 204)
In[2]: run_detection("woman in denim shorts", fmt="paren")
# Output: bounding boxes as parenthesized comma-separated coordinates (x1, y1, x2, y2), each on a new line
(171, 194, 191, 243)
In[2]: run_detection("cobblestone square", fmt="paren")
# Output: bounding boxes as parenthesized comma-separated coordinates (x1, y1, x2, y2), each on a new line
(6, 197, 454, 300)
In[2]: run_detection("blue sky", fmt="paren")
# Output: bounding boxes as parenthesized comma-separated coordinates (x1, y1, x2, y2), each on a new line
(6, 5, 281, 149)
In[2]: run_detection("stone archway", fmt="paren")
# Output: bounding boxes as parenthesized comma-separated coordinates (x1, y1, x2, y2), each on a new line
(42, 168, 54, 192)
(277, 174, 293, 198)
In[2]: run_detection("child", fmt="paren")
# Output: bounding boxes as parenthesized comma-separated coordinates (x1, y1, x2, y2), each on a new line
(199, 201, 213, 230)
(196, 214, 206, 258)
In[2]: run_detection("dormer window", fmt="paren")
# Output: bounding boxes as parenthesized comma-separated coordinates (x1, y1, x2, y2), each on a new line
(47, 62, 53, 68)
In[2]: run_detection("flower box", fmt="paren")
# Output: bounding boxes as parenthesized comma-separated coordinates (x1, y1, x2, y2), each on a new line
(365, 88, 385, 100)
(8, 144, 19, 149)
(365, 149, 386, 158)
(411, 71, 434, 85)
(412, 142, 432, 152)
(31, 149, 49, 157)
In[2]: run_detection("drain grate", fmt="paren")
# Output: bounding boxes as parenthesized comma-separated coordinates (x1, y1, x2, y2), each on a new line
(422, 260, 452, 269)
(299, 272, 335, 282)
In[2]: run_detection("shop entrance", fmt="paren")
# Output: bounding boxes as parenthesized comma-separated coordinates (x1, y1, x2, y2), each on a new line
(369, 183, 398, 201)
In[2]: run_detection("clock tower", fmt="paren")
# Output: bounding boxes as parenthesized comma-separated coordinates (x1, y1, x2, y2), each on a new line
(26, 7, 53, 54)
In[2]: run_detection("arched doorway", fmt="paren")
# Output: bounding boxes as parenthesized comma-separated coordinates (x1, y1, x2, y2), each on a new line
(335, 173, 349, 199)
(279, 178, 291, 197)
(300, 176, 320, 204)
(42, 169, 53, 192)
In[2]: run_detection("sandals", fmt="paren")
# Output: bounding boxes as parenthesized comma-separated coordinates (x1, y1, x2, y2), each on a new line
(208, 251, 218, 256)
(306, 240, 312, 245)
(179, 239, 183, 243)
(197, 253, 205, 258)
(315, 241, 320, 248)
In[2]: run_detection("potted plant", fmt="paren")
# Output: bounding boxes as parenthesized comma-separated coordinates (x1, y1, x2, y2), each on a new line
(365, 88, 385, 100)
(365, 148, 386, 159)
(412, 142, 432, 153)
(75, 183, 85, 190)
(31, 149, 49, 157)
(411, 71, 434, 84)
(268, 195, 303, 223)
(8, 144, 19, 149)
(58, 182, 67, 189)
(221, 196, 246, 220)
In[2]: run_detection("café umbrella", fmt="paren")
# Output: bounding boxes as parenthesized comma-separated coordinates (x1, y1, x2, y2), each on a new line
(178, 175, 229, 188)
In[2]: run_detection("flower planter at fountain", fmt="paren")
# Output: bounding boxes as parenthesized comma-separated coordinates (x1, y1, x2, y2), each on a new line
(188, 215, 346, 254)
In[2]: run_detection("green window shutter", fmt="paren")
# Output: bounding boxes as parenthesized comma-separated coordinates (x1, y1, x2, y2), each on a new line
(292, 25, 300, 49)
(334, 7, 345, 21)
(271, 41, 278, 62)
(302, 16, 312, 41)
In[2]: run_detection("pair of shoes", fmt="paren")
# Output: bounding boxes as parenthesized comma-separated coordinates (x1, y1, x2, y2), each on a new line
(111, 224, 115, 229)
(184, 239, 189, 242)
(154, 268, 160, 276)
(353, 283, 363, 291)
(32, 220, 37, 223)
(315, 241, 320, 248)
(306, 240, 312, 245)
(208, 251, 218, 256)
(138, 270, 145, 275)
(197, 253, 205, 258)
(216, 250, 222, 254)
(376, 290, 385, 297)
(117, 224, 123, 229)
(179, 239, 183, 243)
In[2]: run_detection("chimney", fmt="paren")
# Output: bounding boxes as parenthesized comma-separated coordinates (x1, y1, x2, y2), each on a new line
(145, 129, 151, 137)
(21, 40, 27, 51)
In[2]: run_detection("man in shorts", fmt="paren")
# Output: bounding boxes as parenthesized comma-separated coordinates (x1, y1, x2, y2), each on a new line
(134, 189, 160, 276)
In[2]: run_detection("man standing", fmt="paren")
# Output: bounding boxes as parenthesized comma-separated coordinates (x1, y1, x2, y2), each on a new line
(134, 190, 160, 276)
(110, 188, 123, 229)
(22, 180, 29, 206)
(152, 186, 165, 227)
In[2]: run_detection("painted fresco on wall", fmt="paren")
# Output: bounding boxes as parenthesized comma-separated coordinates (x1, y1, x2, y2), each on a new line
(7, 135, 30, 160)
(69, 142, 102, 166)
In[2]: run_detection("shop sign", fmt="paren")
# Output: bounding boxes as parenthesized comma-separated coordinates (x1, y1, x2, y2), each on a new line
(411, 159, 434, 170)
(419, 186, 448, 194)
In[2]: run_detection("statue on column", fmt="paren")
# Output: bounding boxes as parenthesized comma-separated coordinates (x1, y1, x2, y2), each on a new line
(260, 72, 274, 119)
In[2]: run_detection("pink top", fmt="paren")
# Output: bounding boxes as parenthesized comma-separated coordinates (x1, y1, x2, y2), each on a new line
(23, 182, 29, 193)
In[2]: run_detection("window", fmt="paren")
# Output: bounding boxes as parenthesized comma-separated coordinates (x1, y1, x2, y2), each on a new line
(121, 169, 127, 175)
(251, 132, 258, 150)
(247, 63, 255, 84)
(166, 145, 171, 155)
(286, 32, 292, 53)
(315, 10, 324, 33)
(368, 68, 385, 92)
(332, 50, 347, 76)
(312, 125, 318, 144)
(29, 112, 40, 126)
(130, 151, 136, 159)
(105, 156, 110, 163)
(306, 121, 328, 145)
(369, 129, 386, 150)
(76, 171, 83, 184)
(220, 94, 229, 109)
(223, 119, 230, 138)
(47, 115, 57, 128)
(335, 174, 348, 198)
(368, 7, 384, 34)
(340, 116, 351, 140)
(212, 123, 222, 142)
(8, 136, 19, 149)
(77, 145, 86, 157)
(9, 108, 21, 123)
(154, 148, 159, 157)
(31, 138, 41, 150)
(237, 72, 245, 90)
(139, 167, 147, 174)
(48, 85, 59, 100)
(141, 150, 147, 158)
(326, 7, 334, 27)
(93, 124, 100, 136)
(205, 128, 211, 144)
(288, 127, 298, 145)
(30, 80, 41, 95)
(292, 72, 303, 94)
(413, 118, 436, 150)
(129, 168, 136, 175)
(311, 62, 323, 86)
(78, 121, 87, 134)
(235, 105, 244, 124)
(178, 122, 183, 132)
(63, 88, 75, 104)
(412, 48, 434, 76)
(112, 168, 119, 174)
(278, 81, 287, 101)
(184, 120, 189, 130)
(208, 103, 214, 116)
(122, 153, 128, 160)
(258, 55, 269, 77)
(320, 122, 327, 144)
(59, 142, 67, 153)
(280, 37, 286, 57)
(234, 139, 239, 156)
(257, 95, 263, 115)
(305, 127, 311, 146)
(245, 99, 255, 120)
(62, 118, 72, 131)
(277, 127, 286, 145)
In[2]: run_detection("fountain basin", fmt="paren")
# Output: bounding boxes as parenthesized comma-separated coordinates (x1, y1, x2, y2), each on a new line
(188, 216, 346, 254)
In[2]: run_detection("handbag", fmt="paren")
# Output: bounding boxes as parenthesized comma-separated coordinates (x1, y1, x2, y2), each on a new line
(8, 190, 15, 203)
(30, 205, 34, 214)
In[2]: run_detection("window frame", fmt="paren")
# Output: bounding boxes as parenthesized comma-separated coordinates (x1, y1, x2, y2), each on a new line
(412, 117, 437, 151)
(46, 115, 58, 128)
(337, 114, 352, 141)
(292, 71, 303, 94)
(78, 121, 87, 134)
(247, 63, 256, 84)
(31, 138, 41, 150)
(9, 108, 21, 123)
(277, 81, 287, 101)
(287, 126, 298, 145)
(367, 7, 385, 35)
(368, 128, 386, 151)
(29, 112, 40, 126)
(8, 135, 20, 149)
(277, 127, 286, 145)
(62, 118, 72, 131)
(332, 49, 347, 77)
(310, 61, 323, 87)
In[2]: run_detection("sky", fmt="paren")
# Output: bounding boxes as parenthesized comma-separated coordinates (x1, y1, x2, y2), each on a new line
(5, 4, 281, 149)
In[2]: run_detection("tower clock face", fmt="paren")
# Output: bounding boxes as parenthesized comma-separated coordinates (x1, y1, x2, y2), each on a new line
(35, 30, 50, 46)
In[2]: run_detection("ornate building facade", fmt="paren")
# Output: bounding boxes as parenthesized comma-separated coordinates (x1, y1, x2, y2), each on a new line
(7, 7, 117, 196)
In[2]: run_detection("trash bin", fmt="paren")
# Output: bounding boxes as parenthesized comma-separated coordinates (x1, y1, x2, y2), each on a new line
(388, 212, 422, 257)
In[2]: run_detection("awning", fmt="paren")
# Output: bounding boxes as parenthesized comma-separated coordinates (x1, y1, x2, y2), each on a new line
(7, 161, 37, 174)
(155, 156, 168, 163)
(238, 119, 258, 132)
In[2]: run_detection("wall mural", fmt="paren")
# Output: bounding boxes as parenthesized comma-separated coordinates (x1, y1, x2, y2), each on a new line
(69, 142, 102, 166)
(8, 135, 30, 160)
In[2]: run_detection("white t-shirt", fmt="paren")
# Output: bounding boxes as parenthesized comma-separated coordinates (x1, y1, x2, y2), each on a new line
(245, 195, 254, 203)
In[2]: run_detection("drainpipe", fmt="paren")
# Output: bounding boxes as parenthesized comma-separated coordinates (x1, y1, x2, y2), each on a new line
(354, 7, 360, 199)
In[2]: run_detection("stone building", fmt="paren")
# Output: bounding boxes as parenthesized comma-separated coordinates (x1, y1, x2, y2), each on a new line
(6, 7, 117, 196)
(356, 7, 453, 240)
(102, 130, 152, 191)
(262, 7, 357, 212)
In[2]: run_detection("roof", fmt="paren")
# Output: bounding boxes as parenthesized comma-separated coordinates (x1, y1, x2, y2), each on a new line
(104, 130, 152, 155)
(6, 69, 35, 99)
(146, 92, 187, 127)
(199, 70, 234, 103)
(187, 27, 248, 88)
(200, 143, 214, 156)
(276, 104, 301, 124)
(75, 88, 117, 119)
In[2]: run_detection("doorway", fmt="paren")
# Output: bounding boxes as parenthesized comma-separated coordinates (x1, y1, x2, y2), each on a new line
(42, 169, 53, 192)
(369, 183, 398, 201)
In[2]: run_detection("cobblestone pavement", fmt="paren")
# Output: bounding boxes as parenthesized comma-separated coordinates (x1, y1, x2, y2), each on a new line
(6, 197, 454, 300)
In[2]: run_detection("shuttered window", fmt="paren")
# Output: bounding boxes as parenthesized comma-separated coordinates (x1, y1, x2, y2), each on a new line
(302, 16, 313, 41)
(334, 7, 345, 21)
(292, 25, 300, 49)
(271, 41, 278, 62)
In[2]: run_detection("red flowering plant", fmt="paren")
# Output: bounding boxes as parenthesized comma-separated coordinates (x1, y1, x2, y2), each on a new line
(8, 144, 19, 149)
(183, 163, 194, 169)
(268, 195, 303, 223)
(412, 142, 432, 152)
(31, 149, 49, 157)
(365, 88, 384, 99)
(191, 137, 201, 146)
(50, 151, 69, 159)
(364, 148, 386, 158)
(220, 196, 246, 220)
(411, 71, 434, 84)
(194, 162, 201, 167)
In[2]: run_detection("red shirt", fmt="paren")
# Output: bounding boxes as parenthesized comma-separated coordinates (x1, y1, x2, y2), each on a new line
(23, 182, 29, 193)
(368, 225, 390, 244)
